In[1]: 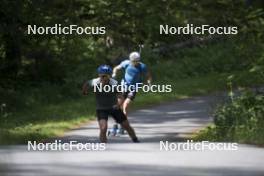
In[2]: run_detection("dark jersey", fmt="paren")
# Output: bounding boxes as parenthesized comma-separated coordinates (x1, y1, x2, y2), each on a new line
(88, 78, 119, 110)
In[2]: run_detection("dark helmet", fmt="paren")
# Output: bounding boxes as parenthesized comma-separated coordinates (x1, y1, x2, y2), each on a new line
(97, 65, 112, 75)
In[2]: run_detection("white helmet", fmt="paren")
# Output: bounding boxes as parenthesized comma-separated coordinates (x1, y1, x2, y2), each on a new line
(129, 51, 140, 61)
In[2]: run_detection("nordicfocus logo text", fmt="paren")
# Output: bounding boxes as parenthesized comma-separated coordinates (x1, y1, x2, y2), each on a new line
(160, 140, 238, 151)
(27, 24, 106, 35)
(28, 140, 106, 151)
(94, 83, 172, 93)
(160, 24, 238, 35)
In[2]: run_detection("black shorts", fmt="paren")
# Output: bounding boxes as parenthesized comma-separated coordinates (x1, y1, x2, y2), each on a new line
(122, 90, 137, 101)
(96, 108, 127, 124)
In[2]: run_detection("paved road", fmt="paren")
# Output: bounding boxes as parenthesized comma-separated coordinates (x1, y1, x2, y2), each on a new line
(1, 95, 264, 176)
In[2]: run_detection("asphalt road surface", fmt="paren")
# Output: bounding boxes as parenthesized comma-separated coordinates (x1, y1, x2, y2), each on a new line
(1, 95, 264, 176)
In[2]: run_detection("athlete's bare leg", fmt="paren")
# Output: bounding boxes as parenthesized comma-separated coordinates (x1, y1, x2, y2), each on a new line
(98, 119, 108, 143)
(120, 120, 139, 142)
(122, 98, 132, 116)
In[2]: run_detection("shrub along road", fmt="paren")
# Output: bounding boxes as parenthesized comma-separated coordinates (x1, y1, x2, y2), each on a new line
(0, 95, 264, 176)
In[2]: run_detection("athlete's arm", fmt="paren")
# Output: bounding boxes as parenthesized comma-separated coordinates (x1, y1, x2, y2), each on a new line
(82, 81, 89, 95)
(112, 65, 122, 78)
(146, 70, 152, 85)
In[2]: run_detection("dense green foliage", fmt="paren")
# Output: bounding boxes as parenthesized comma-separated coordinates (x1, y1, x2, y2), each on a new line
(216, 91, 264, 143)
(1, 0, 263, 87)
(195, 91, 264, 145)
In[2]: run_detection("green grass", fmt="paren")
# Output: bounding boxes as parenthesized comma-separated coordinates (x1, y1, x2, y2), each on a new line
(193, 122, 264, 145)
(0, 95, 96, 144)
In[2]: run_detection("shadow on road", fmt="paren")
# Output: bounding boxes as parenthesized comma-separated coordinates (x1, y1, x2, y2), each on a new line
(1, 162, 264, 176)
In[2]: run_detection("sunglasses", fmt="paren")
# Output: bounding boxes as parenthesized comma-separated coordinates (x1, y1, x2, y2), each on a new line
(131, 60, 139, 64)
(99, 74, 109, 79)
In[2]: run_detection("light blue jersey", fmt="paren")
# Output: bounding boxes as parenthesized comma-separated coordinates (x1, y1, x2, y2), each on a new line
(120, 60, 147, 85)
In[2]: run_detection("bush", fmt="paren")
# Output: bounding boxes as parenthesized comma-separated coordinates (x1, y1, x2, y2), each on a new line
(213, 91, 264, 144)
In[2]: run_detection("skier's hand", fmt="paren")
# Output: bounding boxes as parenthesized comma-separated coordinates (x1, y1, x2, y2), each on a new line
(112, 73, 116, 78)
(147, 79, 152, 86)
